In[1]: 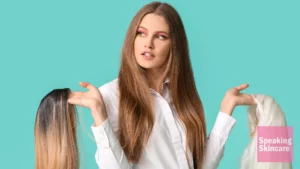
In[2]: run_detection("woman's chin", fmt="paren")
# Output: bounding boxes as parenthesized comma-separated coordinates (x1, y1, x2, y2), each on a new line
(138, 63, 155, 69)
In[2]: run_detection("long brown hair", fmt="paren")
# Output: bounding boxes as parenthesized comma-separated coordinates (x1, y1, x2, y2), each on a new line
(118, 2, 206, 168)
(34, 88, 79, 169)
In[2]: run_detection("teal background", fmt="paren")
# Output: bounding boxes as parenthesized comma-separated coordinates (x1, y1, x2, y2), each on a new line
(0, 0, 299, 168)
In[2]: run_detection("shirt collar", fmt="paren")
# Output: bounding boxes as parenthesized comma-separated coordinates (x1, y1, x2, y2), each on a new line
(149, 77, 170, 94)
(163, 77, 170, 84)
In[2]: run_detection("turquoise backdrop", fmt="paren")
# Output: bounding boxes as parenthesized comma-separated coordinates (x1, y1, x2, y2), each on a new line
(0, 0, 299, 168)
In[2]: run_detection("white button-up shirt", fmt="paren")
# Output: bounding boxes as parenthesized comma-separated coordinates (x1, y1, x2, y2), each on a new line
(91, 78, 236, 169)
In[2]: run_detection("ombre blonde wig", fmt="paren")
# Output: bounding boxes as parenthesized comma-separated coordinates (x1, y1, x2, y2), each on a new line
(34, 88, 79, 169)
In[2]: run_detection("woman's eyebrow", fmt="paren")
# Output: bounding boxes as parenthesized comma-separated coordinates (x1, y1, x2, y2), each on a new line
(156, 31, 169, 35)
(138, 26, 169, 34)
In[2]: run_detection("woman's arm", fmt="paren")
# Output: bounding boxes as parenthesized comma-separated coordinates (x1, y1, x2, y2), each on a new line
(201, 112, 236, 169)
(91, 108, 132, 169)
(202, 83, 256, 169)
(68, 82, 132, 169)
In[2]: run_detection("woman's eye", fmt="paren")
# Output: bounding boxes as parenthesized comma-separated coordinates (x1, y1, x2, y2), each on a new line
(137, 31, 145, 36)
(157, 35, 166, 40)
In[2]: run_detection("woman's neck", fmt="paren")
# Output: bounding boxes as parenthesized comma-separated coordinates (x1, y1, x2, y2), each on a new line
(145, 68, 165, 94)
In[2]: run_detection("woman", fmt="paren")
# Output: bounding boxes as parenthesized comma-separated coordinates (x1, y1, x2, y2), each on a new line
(68, 2, 256, 169)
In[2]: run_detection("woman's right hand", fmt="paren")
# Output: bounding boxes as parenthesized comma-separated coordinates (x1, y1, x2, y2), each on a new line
(68, 82, 108, 126)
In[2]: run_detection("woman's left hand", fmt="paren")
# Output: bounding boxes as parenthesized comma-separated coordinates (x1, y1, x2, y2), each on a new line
(220, 84, 256, 116)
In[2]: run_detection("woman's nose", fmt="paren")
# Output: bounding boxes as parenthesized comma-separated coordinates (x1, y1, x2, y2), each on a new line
(144, 38, 154, 49)
(144, 44, 153, 49)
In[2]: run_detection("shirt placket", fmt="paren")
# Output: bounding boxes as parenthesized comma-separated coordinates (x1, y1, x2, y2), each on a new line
(151, 89, 189, 169)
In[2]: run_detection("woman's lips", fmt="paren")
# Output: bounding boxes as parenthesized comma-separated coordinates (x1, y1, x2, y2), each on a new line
(141, 52, 155, 60)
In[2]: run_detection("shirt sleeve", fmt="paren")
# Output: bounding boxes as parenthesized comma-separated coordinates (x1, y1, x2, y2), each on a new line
(201, 112, 236, 169)
(91, 119, 133, 169)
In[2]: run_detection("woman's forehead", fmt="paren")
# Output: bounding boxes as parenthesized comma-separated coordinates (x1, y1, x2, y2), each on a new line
(139, 14, 169, 33)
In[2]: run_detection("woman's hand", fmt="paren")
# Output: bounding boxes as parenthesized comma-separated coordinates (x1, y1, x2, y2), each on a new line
(220, 84, 256, 116)
(68, 82, 108, 126)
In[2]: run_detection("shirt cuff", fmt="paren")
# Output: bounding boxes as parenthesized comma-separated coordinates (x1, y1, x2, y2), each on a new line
(91, 118, 117, 148)
(211, 112, 236, 140)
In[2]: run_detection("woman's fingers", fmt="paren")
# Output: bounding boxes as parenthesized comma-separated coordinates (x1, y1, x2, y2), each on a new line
(68, 96, 101, 108)
(69, 92, 84, 98)
(239, 93, 256, 105)
(68, 97, 87, 107)
(79, 81, 95, 90)
(70, 82, 98, 97)
(79, 81, 88, 87)
(68, 97, 96, 108)
(235, 84, 249, 91)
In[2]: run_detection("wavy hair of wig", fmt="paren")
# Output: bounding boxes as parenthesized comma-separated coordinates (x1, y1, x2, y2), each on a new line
(241, 94, 292, 169)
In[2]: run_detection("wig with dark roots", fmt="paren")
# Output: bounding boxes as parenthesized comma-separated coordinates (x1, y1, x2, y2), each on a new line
(34, 88, 79, 169)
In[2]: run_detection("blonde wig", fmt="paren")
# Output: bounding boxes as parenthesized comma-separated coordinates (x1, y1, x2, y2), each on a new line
(241, 94, 292, 169)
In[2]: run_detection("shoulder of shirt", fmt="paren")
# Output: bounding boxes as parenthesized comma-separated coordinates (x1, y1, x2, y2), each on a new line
(98, 79, 120, 126)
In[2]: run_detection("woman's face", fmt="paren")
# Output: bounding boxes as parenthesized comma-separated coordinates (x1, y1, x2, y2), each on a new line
(134, 13, 171, 70)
